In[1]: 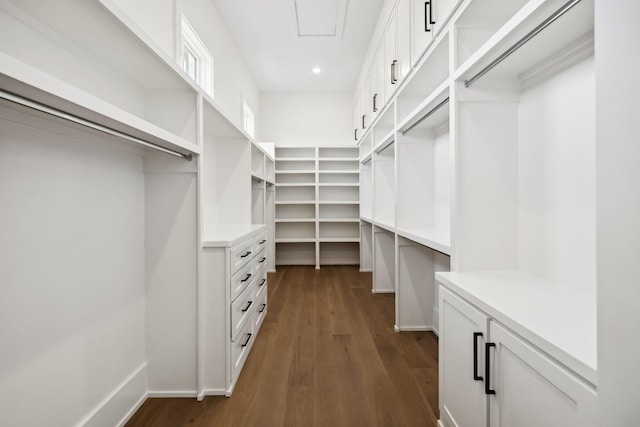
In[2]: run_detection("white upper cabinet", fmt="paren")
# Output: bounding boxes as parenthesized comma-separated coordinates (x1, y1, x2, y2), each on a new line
(369, 41, 385, 123)
(412, 0, 461, 66)
(384, 0, 412, 103)
(384, 6, 398, 104)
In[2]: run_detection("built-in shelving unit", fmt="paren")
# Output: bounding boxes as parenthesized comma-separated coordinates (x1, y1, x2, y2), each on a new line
(250, 142, 275, 272)
(275, 146, 360, 268)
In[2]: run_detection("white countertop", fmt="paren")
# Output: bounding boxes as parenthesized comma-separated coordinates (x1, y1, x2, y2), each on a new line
(202, 224, 266, 248)
(436, 270, 597, 386)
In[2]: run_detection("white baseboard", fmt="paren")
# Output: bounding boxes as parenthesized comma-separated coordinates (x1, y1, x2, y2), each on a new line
(197, 389, 226, 401)
(359, 268, 372, 272)
(372, 289, 395, 294)
(79, 363, 147, 427)
(146, 391, 198, 398)
(437, 420, 445, 427)
(395, 326, 436, 332)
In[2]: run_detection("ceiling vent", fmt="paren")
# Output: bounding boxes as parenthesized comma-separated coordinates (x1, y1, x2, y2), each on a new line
(292, 0, 347, 38)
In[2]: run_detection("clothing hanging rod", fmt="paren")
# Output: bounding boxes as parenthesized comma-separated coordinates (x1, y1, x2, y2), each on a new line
(464, 0, 582, 88)
(0, 89, 193, 161)
(401, 97, 450, 135)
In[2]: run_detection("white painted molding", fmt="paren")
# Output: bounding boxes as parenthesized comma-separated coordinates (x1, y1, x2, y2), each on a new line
(146, 391, 198, 398)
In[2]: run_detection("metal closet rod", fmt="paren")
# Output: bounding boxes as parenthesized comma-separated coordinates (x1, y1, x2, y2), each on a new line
(402, 97, 450, 135)
(464, 0, 583, 88)
(0, 89, 193, 161)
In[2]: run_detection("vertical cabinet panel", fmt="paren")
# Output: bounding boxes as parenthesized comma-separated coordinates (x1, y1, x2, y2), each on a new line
(439, 287, 489, 427)
(384, 6, 398, 104)
(396, 0, 412, 83)
(412, 0, 435, 66)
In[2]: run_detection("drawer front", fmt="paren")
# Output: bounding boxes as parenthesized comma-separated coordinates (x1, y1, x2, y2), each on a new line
(230, 262, 254, 302)
(230, 238, 255, 274)
(255, 270, 267, 300)
(231, 318, 254, 383)
(254, 232, 268, 251)
(231, 281, 255, 342)
(254, 284, 267, 331)
(254, 247, 268, 272)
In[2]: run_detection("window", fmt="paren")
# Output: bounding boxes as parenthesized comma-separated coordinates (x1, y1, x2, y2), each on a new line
(181, 16, 213, 97)
(243, 102, 255, 138)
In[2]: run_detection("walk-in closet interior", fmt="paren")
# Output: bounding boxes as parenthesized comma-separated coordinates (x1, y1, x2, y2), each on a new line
(0, 0, 638, 426)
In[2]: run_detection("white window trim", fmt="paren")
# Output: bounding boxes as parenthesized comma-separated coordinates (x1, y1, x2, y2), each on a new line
(181, 16, 213, 98)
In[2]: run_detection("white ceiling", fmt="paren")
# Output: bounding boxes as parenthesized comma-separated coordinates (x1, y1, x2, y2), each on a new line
(211, 0, 384, 93)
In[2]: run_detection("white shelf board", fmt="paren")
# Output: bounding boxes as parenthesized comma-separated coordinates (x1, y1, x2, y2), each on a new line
(251, 173, 265, 183)
(274, 201, 316, 205)
(275, 218, 316, 223)
(0, 53, 201, 157)
(373, 132, 395, 154)
(318, 183, 360, 187)
(370, 219, 396, 233)
(395, 227, 451, 256)
(436, 270, 597, 386)
(276, 183, 316, 187)
(275, 157, 316, 162)
(274, 170, 316, 174)
(397, 81, 450, 133)
(319, 170, 359, 174)
(319, 238, 360, 243)
(360, 216, 374, 224)
(318, 218, 360, 223)
(275, 238, 317, 243)
(318, 201, 360, 205)
(360, 152, 373, 164)
(318, 157, 359, 162)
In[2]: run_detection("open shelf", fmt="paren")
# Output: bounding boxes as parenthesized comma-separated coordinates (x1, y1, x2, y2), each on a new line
(275, 172, 315, 184)
(275, 160, 315, 172)
(319, 160, 359, 172)
(276, 242, 316, 266)
(275, 222, 315, 240)
(372, 104, 395, 148)
(274, 185, 315, 203)
(319, 172, 359, 185)
(319, 242, 359, 265)
(319, 185, 359, 203)
(251, 179, 265, 225)
(319, 203, 359, 220)
(373, 226, 395, 293)
(319, 222, 360, 240)
(251, 143, 266, 179)
(360, 158, 373, 220)
(372, 142, 395, 227)
(360, 222, 373, 272)
(275, 204, 315, 220)
(318, 146, 358, 159)
(275, 146, 315, 159)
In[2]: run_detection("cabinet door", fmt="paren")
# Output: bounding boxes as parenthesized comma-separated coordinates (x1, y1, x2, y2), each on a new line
(488, 322, 597, 427)
(384, 6, 397, 104)
(439, 286, 489, 427)
(411, 0, 434, 66)
(371, 42, 385, 118)
(353, 96, 360, 142)
(434, 0, 462, 34)
(396, 0, 412, 83)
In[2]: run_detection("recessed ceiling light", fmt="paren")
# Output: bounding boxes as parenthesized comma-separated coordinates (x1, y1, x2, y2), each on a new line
(312, 67, 322, 74)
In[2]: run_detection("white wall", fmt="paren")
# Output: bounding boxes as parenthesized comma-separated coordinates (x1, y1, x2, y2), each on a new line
(596, 1, 640, 425)
(0, 106, 147, 427)
(260, 93, 355, 147)
(107, 0, 261, 137)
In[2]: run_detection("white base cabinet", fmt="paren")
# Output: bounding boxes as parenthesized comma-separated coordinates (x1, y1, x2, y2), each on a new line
(439, 286, 597, 427)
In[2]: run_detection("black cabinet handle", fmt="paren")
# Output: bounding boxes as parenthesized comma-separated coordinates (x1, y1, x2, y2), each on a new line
(241, 333, 252, 347)
(391, 60, 398, 84)
(242, 301, 253, 312)
(355, 128, 358, 141)
(361, 114, 366, 129)
(473, 332, 483, 381)
(424, 1, 435, 32)
(259, 239, 267, 244)
(373, 94, 378, 112)
(259, 279, 266, 287)
(240, 251, 252, 258)
(485, 342, 496, 395)
(259, 303, 266, 313)
(241, 273, 252, 283)
(259, 257, 266, 263)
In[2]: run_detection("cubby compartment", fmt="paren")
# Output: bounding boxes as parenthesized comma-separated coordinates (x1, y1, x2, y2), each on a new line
(319, 222, 360, 242)
(372, 104, 395, 149)
(252, 179, 265, 225)
(265, 157, 275, 183)
(265, 184, 276, 272)
(276, 204, 315, 221)
(454, 0, 530, 70)
(359, 159, 373, 220)
(276, 242, 316, 265)
(251, 143, 265, 179)
(373, 227, 395, 293)
(275, 172, 315, 184)
(397, 33, 449, 123)
(372, 142, 395, 228)
(318, 160, 359, 172)
(275, 222, 315, 241)
(455, 0, 595, 293)
(360, 221, 373, 272)
(318, 146, 358, 159)
(319, 172, 359, 184)
(396, 90, 451, 255)
(319, 242, 359, 266)
(0, 0, 199, 145)
(319, 204, 359, 220)
(275, 146, 315, 159)
(275, 160, 315, 172)
(275, 185, 315, 203)
(359, 133, 373, 161)
(319, 185, 359, 203)
(396, 237, 450, 332)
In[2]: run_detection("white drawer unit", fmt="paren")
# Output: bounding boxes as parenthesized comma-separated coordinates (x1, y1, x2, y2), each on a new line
(201, 224, 269, 398)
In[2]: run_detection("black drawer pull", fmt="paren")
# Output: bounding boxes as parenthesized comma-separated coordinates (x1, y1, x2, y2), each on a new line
(241, 333, 252, 347)
(259, 304, 266, 313)
(259, 239, 267, 244)
(241, 273, 252, 283)
(424, 1, 435, 32)
(373, 94, 378, 112)
(473, 332, 483, 381)
(242, 301, 253, 312)
(259, 257, 266, 263)
(485, 342, 496, 395)
(240, 251, 252, 258)
(259, 279, 266, 287)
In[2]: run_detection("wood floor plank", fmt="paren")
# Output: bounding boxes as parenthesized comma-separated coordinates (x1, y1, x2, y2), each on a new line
(126, 266, 439, 427)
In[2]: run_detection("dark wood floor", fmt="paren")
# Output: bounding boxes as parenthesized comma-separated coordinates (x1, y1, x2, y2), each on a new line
(126, 265, 439, 426)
